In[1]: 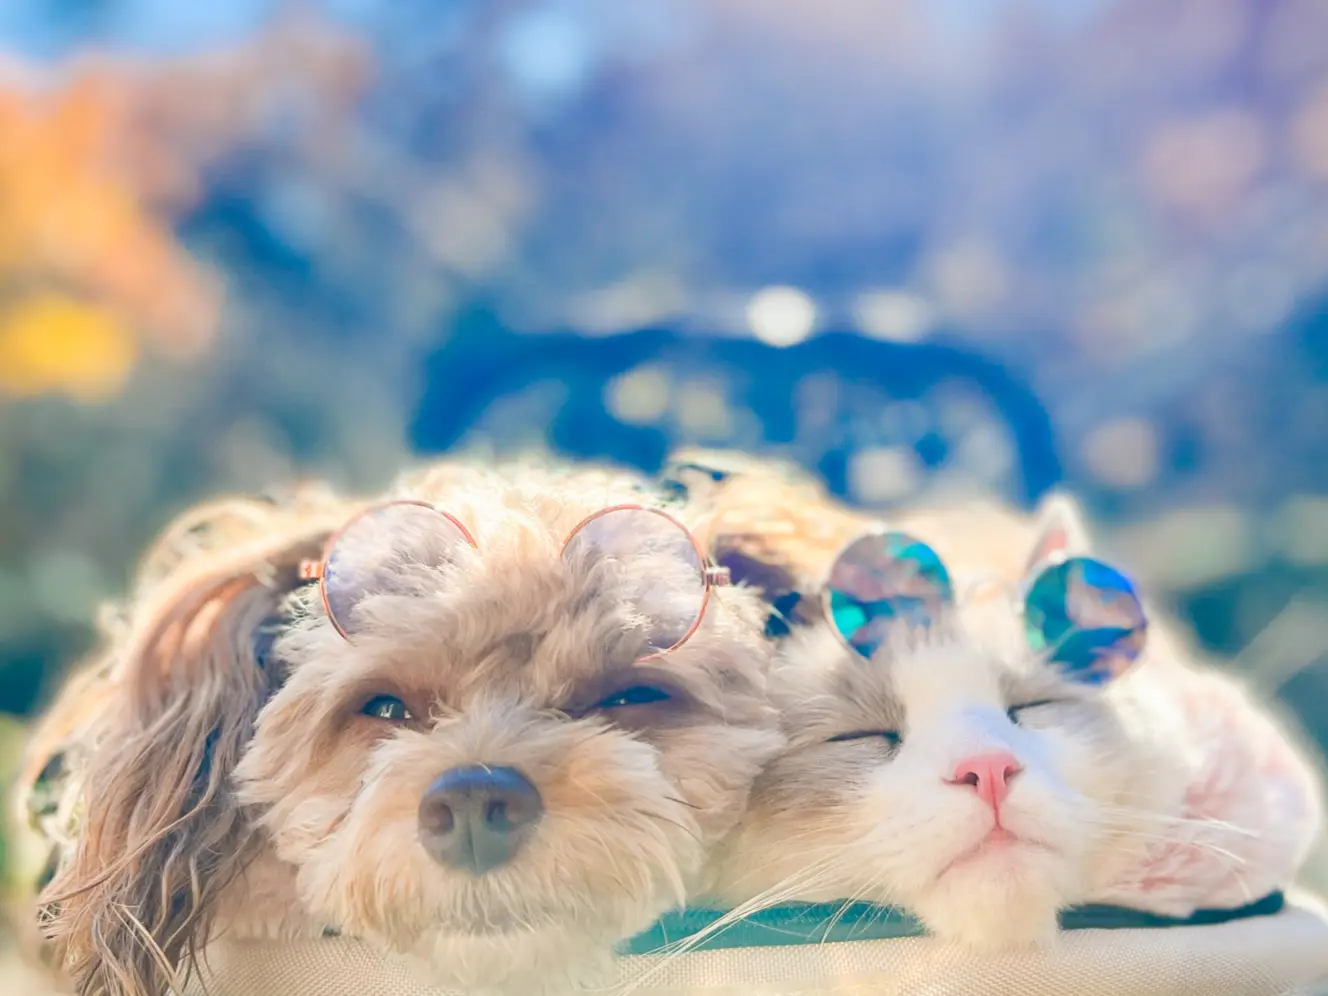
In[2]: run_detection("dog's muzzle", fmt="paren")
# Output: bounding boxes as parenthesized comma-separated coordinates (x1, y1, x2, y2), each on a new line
(418, 764, 544, 874)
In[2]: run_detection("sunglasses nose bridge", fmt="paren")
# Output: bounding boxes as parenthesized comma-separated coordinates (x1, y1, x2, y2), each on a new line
(960, 573, 1019, 608)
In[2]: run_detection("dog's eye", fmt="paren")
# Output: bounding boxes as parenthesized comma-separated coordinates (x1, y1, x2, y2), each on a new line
(1007, 699, 1059, 725)
(594, 685, 673, 710)
(362, 695, 413, 722)
(827, 730, 902, 747)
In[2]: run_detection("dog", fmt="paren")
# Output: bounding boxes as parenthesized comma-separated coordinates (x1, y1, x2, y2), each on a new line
(34, 458, 782, 996)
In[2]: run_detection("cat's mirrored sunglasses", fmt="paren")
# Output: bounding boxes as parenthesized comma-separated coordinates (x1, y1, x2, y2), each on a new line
(300, 500, 730, 659)
(823, 530, 1147, 684)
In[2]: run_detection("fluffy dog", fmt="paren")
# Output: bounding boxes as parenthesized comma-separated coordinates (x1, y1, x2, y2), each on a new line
(35, 459, 780, 996)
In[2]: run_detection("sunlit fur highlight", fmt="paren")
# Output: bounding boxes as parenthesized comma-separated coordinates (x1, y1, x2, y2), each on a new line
(34, 488, 351, 996)
(687, 451, 1322, 950)
(17, 483, 349, 840)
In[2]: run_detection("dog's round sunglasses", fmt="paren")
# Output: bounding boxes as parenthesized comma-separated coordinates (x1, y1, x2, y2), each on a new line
(824, 530, 1148, 684)
(299, 500, 731, 658)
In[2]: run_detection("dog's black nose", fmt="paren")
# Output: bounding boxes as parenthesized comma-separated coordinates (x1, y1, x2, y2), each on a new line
(418, 765, 544, 874)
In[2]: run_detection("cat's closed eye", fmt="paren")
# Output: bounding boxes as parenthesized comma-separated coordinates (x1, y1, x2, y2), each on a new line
(826, 729, 903, 750)
(1006, 699, 1061, 725)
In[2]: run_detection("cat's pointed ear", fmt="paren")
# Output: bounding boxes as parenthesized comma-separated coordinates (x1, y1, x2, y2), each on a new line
(1025, 491, 1092, 576)
(659, 451, 797, 629)
(661, 452, 854, 638)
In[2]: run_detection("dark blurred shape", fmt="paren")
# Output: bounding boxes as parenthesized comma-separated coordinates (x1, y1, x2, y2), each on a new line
(410, 307, 1062, 505)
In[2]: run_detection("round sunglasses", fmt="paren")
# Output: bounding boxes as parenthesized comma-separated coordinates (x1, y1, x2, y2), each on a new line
(299, 500, 731, 659)
(822, 529, 1147, 684)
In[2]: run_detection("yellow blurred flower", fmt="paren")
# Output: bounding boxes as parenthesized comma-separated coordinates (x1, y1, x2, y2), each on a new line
(0, 293, 138, 402)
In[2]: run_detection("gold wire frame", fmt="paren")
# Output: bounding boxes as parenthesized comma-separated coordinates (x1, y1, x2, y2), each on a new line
(299, 499, 479, 640)
(302, 500, 728, 654)
(559, 503, 730, 660)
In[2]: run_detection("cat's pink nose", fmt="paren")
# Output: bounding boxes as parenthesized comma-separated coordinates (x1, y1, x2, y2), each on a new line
(949, 752, 1023, 812)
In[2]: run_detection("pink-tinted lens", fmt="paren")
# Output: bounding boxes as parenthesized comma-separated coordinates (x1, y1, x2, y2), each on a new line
(562, 507, 707, 656)
(322, 502, 474, 638)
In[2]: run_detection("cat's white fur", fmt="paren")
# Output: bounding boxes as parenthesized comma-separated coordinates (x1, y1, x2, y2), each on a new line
(704, 490, 1323, 949)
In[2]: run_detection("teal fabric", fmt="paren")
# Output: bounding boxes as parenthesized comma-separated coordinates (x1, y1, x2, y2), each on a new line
(621, 903, 926, 955)
(618, 891, 1285, 955)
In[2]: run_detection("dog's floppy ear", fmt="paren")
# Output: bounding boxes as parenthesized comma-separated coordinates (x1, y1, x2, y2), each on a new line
(18, 644, 116, 908)
(39, 516, 331, 996)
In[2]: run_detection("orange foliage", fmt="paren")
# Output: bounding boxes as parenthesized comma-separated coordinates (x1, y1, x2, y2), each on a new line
(0, 17, 372, 402)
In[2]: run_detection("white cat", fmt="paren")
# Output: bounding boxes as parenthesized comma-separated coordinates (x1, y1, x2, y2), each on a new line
(678, 455, 1323, 950)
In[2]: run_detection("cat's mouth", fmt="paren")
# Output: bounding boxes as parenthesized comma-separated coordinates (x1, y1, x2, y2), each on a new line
(936, 827, 1055, 879)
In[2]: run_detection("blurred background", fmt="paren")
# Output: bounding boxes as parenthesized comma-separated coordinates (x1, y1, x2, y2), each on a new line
(3, 0, 1328, 982)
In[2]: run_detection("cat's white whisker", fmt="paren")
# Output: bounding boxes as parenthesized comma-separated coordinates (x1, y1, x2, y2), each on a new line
(613, 852, 849, 996)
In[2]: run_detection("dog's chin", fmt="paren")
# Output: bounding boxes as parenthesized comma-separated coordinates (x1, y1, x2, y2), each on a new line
(294, 808, 701, 993)
(372, 871, 688, 995)
(403, 916, 643, 996)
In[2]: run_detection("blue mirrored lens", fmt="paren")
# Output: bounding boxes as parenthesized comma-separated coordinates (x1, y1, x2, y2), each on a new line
(825, 531, 953, 659)
(1024, 557, 1147, 683)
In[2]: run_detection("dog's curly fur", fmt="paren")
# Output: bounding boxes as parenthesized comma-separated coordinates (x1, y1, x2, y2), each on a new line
(234, 461, 781, 993)
(30, 458, 781, 996)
